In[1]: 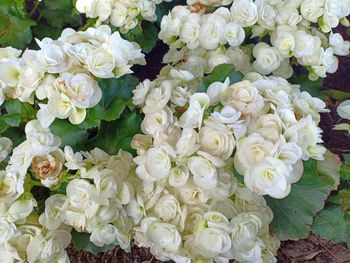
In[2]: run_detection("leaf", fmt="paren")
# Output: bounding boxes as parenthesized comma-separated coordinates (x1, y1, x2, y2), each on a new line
(0, 113, 21, 127)
(199, 64, 243, 92)
(50, 119, 88, 150)
(71, 230, 119, 255)
(123, 22, 159, 54)
(40, 0, 82, 28)
(0, 8, 35, 49)
(312, 204, 350, 246)
(266, 159, 336, 240)
(155, 0, 187, 25)
(289, 74, 324, 98)
(88, 111, 142, 155)
(321, 89, 350, 100)
(79, 75, 140, 129)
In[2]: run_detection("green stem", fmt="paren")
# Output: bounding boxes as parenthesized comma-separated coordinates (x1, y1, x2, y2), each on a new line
(29, 0, 40, 18)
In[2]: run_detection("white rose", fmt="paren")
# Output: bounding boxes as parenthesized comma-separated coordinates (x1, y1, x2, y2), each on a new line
(76, 0, 97, 17)
(284, 115, 324, 160)
(271, 28, 295, 58)
(47, 93, 73, 120)
(27, 230, 71, 262)
(188, 156, 218, 190)
(254, 113, 283, 142)
(245, 157, 290, 198)
(210, 199, 238, 219)
(8, 199, 35, 223)
(135, 147, 171, 181)
(0, 217, 16, 243)
(0, 137, 12, 162)
(292, 31, 317, 58)
(199, 119, 235, 160)
(96, 0, 112, 21)
(337, 100, 350, 120)
(300, 0, 325, 22)
(110, 4, 127, 27)
(7, 141, 33, 177)
(199, 15, 226, 50)
(323, 47, 338, 73)
(257, 1, 277, 29)
(207, 77, 230, 106)
(180, 13, 201, 49)
(234, 134, 274, 175)
(25, 39, 71, 73)
(329, 32, 350, 56)
(86, 47, 115, 78)
(226, 47, 252, 73)
(132, 79, 154, 106)
(143, 81, 172, 114)
(66, 179, 102, 209)
(90, 224, 118, 247)
(140, 0, 157, 21)
(146, 220, 182, 253)
(253, 43, 281, 74)
(141, 108, 172, 136)
(39, 194, 67, 231)
(224, 22, 245, 47)
(231, 0, 258, 27)
(276, 6, 302, 27)
(176, 128, 200, 157)
(168, 165, 190, 187)
(0, 58, 22, 87)
(153, 194, 184, 224)
(179, 93, 210, 129)
(220, 80, 265, 114)
(212, 106, 246, 138)
(0, 171, 23, 204)
(25, 120, 61, 156)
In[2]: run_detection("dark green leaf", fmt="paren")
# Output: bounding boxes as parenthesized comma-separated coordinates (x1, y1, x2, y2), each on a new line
(289, 74, 323, 98)
(88, 111, 141, 154)
(312, 204, 350, 246)
(199, 64, 243, 92)
(266, 159, 336, 240)
(71, 230, 119, 255)
(50, 119, 88, 150)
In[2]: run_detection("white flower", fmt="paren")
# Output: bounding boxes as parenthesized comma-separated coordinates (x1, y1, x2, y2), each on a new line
(0, 170, 23, 204)
(8, 199, 35, 223)
(253, 43, 281, 75)
(337, 100, 350, 120)
(271, 27, 295, 58)
(25, 120, 61, 156)
(168, 165, 190, 187)
(220, 80, 265, 114)
(179, 93, 210, 129)
(146, 220, 182, 253)
(141, 108, 172, 136)
(0, 58, 22, 88)
(207, 77, 230, 106)
(90, 224, 118, 247)
(135, 147, 171, 181)
(39, 194, 67, 231)
(143, 81, 172, 114)
(132, 79, 154, 106)
(323, 47, 338, 73)
(110, 4, 127, 27)
(96, 0, 112, 21)
(7, 141, 33, 177)
(231, 0, 258, 27)
(234, 134, 274, 175)
(245, 157, 291, 198)
(329, 32, 350, 56)
(0, 137, 12, 162)
(187, 156, 218, 190)
(180, 13, 201, 49)
(224, 22, 245, 47)
(76, 0, 97, 17)
(293, 31, 318, 58)
(254, 113, 283, 142)
(300, 0, 325, 22)
(0, 217, 16, 243)
(199, 15, 226, 50)
(86, 47, 115, 78)
(176, 128, 200, 157)
(24, 38, 71, 73)
(27, 230, 71, 262)
(199, 119, 235, 160)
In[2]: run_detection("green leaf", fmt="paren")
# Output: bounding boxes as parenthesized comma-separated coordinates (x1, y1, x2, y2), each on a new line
(0, 113, 21, 127)
(155, 0, 187, 25)
(88, 111, 141, 154)
(312, 204, 350, 246)
(322, 89, 350, 100)
(40, 0, 82, 28)
(50, 119, 88, 150)
(0, 8, 35, 49)
(266, 159, 336, 240)
(71, 230, 119, 255)
(79, 75, 140, 129)
(123, 22, 158, 54)
(289, 74, 323, 98)
(199, 64, 243, 92)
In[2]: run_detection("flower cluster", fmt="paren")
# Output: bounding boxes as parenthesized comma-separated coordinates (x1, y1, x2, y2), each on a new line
(159, 1, 350, 80)
(130, 68, 326, 261)
(75, 0, 172, 33)
(0, 120, 71, 262)
(39, 147, 139, 249)
(0, 26, 145, 126)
